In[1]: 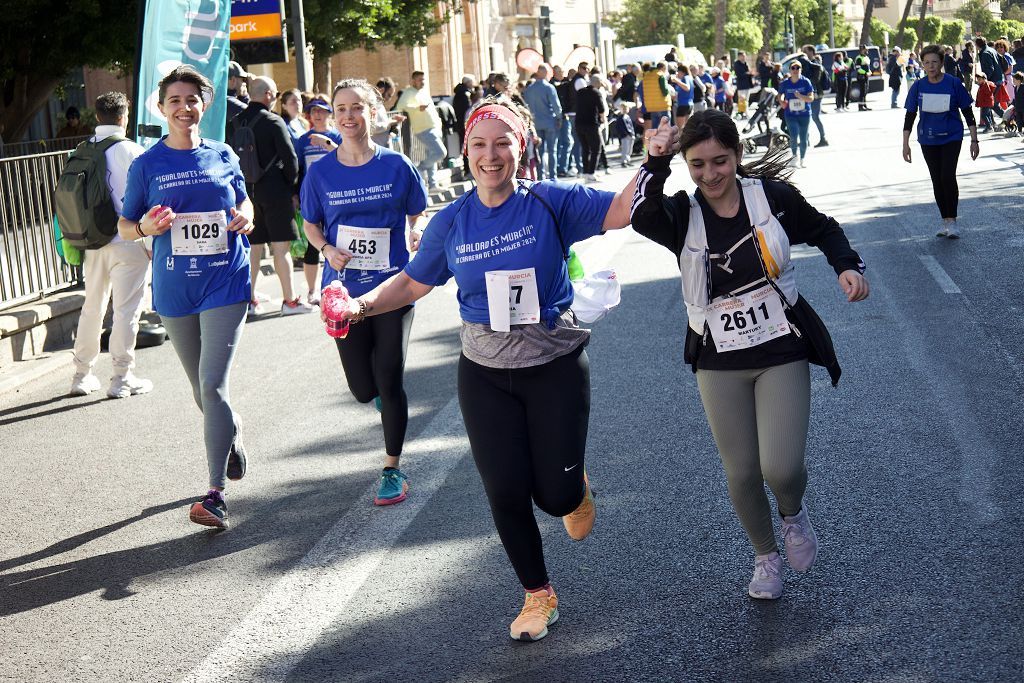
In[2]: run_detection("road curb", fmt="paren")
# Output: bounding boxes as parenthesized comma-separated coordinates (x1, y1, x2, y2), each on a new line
(0, 350, 75, 396)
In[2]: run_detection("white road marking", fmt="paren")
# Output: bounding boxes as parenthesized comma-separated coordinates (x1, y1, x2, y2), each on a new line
(918, 255, 962, 294)
(181, 397, 468, 683)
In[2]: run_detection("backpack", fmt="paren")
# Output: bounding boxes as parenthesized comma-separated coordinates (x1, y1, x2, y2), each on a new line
(54, 136, 125, 250)
(231, 113, 276, 183)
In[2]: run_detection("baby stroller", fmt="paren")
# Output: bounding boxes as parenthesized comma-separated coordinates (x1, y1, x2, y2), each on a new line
(739, 88, 789, 153)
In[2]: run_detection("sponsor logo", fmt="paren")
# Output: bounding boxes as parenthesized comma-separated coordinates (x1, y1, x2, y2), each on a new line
(166, 256, 174, 271)
(209, 259, 229, 267)
(189, 257, 199, 270)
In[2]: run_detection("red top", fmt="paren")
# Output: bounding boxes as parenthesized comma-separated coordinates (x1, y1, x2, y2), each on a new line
(976, 81, 996, 107)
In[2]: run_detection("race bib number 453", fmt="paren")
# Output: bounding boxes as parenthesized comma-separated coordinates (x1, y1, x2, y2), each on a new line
(171, 210, 228, 256)
(705, 284, 791, 352)
(337, 225, 391, 271)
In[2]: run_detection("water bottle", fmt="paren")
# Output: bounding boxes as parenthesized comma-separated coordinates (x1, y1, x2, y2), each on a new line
(320, 281, 351, 339)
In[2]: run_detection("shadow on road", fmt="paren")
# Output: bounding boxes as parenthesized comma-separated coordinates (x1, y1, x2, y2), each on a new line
(0, 394, 107, 427)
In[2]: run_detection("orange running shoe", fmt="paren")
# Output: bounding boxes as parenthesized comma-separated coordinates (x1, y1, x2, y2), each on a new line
(562, 473, 595, 541)
(510, 587, 559, 641)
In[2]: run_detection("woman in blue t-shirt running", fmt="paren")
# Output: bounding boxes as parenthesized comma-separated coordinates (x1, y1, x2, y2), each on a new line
(301, 79, 429, 507)
(327, 97, 639, 642)
(117, 66, 255, 530)
(902, 44, 979, 239)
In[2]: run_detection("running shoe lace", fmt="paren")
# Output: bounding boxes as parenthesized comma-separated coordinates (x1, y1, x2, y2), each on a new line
(782, 518, 808, 547)
(518, 592, 553, 621)
(753, 556, 780, 581)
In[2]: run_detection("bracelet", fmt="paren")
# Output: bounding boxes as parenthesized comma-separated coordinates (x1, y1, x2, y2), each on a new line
(352, 298, 367, 323)
(135, 223, 145, 239)
(320, 243, 330, 255)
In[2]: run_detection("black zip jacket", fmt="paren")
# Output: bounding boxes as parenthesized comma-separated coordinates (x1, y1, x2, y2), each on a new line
(630, 154, 866, 385)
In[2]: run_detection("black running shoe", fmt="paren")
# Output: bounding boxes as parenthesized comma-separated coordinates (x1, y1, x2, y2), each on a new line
(227, 423, 247, 481)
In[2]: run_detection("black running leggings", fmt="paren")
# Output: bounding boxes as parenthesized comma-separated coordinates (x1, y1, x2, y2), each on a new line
(920, 139, 962, 219)
(458, 346, 590, 590)
(335, 304, 415, 457)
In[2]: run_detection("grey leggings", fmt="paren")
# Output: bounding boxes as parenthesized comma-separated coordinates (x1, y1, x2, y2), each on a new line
(696, 360, 810, 555)
(161, 302, 247, 489)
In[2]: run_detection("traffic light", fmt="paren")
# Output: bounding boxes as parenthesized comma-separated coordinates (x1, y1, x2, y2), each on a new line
(784, 32, 794, 50)
(539, 6, 552, 61)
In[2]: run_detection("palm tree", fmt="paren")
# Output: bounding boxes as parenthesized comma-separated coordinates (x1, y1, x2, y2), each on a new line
(915, 0, 928, 52)
(715, 0, 727, 59)
(760, 0, 773, 54)
(860, 0, 875, 46)
(896, 0, 914, 48)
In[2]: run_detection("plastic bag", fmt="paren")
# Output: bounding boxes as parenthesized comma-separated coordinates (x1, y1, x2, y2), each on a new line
(290, 209, 308, 260)
(571, 270, 621, 324)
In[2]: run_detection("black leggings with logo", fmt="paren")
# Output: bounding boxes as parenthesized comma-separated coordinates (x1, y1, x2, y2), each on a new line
(335, 305, 414, 457)
(458, 346, 590, 590)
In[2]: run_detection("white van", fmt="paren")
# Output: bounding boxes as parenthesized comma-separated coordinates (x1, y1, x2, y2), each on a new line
(615, 45, 708, 71)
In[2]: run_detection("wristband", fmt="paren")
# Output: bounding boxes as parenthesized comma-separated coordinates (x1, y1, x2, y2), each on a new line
(136, 223, 145, 238)
(320, 243, 331, 255)
(353, 298, 367, 323)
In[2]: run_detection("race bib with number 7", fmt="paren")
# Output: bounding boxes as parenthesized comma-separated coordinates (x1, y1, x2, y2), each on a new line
(337, 225, 391, 271)
(171, 210, 228, 256)
(484, 267, 540, 332)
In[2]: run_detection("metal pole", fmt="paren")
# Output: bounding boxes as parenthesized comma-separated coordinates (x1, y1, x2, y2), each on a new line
(290, 0, 311, 90)
(828, 0, 835, 48)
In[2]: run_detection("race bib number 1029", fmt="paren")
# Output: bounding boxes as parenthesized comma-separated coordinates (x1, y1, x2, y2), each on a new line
(171, 210, 228, 256)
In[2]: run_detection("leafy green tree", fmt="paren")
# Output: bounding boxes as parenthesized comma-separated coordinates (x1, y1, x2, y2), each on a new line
(920, 16, 943, 45)
(895, 25, 919, 50)
(725, 19, 763, 53)
(302, 0, 451, 91)
(0, 0, 137, 142)
(955, 0, 995, 37)
(990, 19, 1024, 39)
(606, 0, 685, 48)
(939, 19, 967, 48)
(868, 17, 894, 48)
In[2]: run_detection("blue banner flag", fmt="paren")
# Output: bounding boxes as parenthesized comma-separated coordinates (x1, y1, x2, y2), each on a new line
(134, 0, 232, 146)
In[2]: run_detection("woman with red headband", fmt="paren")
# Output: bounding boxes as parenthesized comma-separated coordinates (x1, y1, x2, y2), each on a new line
(330, 97, 638, 641)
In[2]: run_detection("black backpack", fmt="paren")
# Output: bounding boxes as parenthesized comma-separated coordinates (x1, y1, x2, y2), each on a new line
(231, 113, 276, 183)
(54, 136, 125, 250)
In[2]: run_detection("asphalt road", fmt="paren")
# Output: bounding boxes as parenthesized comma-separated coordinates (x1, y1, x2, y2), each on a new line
(1, 103, 1022, 683)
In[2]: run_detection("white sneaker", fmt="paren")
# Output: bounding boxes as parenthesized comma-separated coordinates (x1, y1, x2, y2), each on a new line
(935, 224, 949, 238)
(307, 290, 321, 306)
(788, 158, 799, 168)
(70, 372, 101, 396)
(748, 552, 784, 599)
(281, 298, 314, 315)
(107, 372, 153, 399)
(799, 157, 806, 168)
(945, 223, 960, 239)
(248, 300, 264, 317)
(781, 506, 818, 572)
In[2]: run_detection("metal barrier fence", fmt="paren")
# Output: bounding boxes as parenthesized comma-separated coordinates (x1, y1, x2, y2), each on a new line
(0, 150, 78, 313)
(1, 135, 90, 159)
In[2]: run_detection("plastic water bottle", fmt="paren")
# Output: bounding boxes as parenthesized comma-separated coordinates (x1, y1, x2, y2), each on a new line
(320, 281, 351, 339)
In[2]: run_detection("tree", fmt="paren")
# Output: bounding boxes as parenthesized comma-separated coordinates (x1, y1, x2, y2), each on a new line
(896, 0, 915, 46)
(939, 19, 967, 47)
(915, 0, 928, 51)
(868, 17, 894, 48)
(991, 19, 1024, 39)
(302, 0, 451, 91)
(725, 19, 763, 54)
(0, 0, 137, 142)
(714, 0, 728, 57)
(955, 0, 995, 38)
(607, 0, 685, 48)
(760, 0, 773, 53)
(861, 0, 875, 46)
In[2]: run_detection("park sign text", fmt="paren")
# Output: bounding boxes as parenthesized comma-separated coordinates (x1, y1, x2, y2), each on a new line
(230, 0, 284, 41)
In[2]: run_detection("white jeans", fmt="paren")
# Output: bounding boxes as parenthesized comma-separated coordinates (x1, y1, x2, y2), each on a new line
(73, 240, 151, 377)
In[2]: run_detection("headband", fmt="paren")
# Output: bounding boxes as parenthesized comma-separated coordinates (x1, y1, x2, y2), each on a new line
(463, 104, 527, 155)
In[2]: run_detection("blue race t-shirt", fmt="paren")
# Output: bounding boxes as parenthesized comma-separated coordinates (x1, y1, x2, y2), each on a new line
(294, 128, 344, 177)
(404, 180, 615, 325)
(712, 76, 727, 103)
(905, 73, 973, 145)
(674, 75, 694, 106)
(300, 145, 427, 297)
(121, 138, 250, 317)
(779, 76, 814, 117)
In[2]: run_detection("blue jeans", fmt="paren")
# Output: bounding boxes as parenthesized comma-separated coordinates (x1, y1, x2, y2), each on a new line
(809, 99, 825, 141)
(536, 127, 558, 180)
(786, 115, 810, 159)
(415, 129, 447, 187)
(890, 86, 900, 107)
(556, 117, 572, 173)
(649, 110, 670, 129)
(569, 117, 582, 171)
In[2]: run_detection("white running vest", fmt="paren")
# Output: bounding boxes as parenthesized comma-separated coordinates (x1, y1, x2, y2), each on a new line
(680, 178, 799, 334)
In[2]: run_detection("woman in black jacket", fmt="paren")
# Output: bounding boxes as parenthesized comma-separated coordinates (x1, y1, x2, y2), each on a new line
(630, 111, 869, 600)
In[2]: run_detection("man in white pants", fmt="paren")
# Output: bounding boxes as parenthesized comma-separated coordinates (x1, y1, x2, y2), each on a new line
(69, 92, 153, 399)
